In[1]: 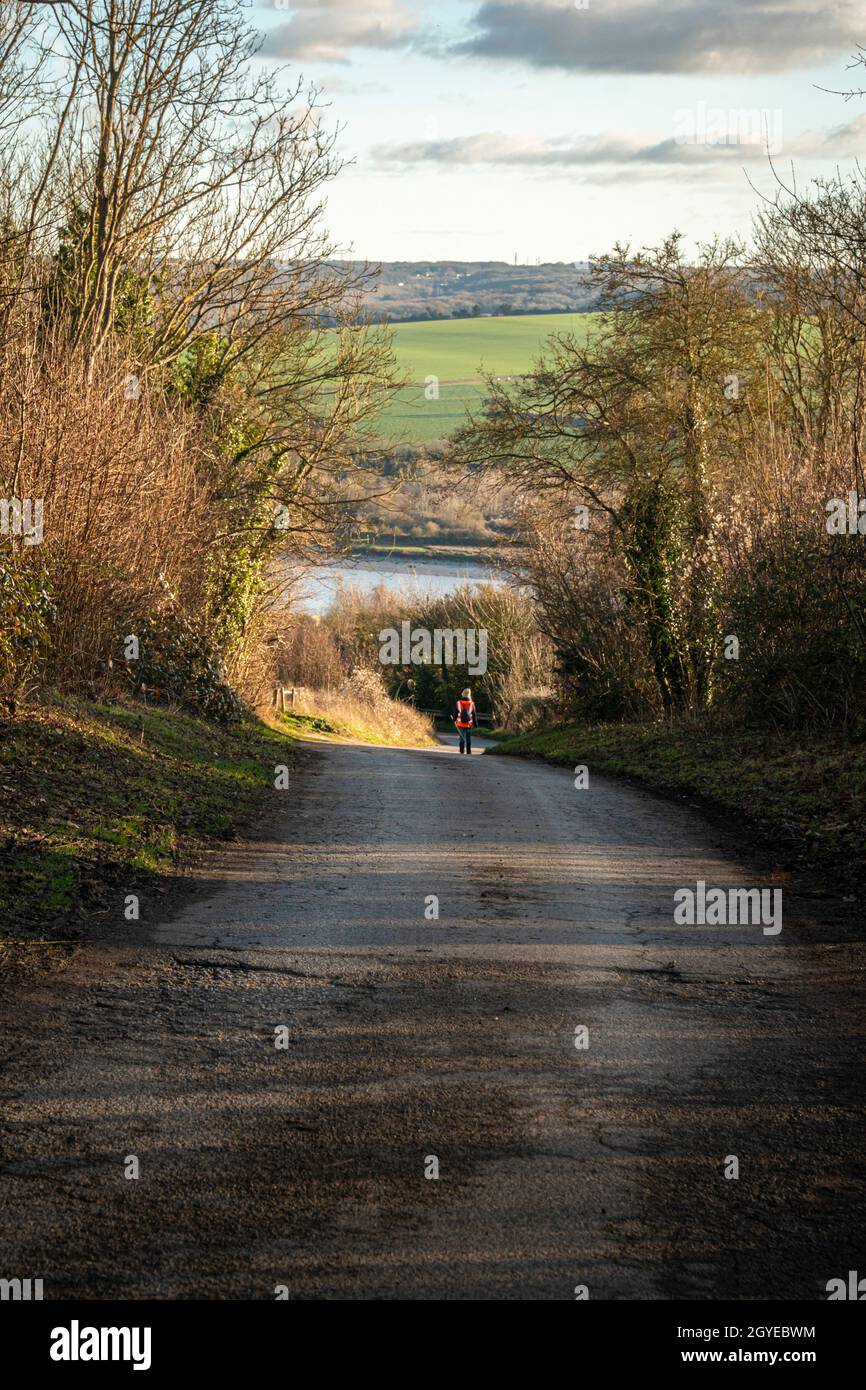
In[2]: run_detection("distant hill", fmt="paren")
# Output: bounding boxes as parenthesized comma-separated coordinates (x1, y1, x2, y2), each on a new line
(331, 260, 597, 323)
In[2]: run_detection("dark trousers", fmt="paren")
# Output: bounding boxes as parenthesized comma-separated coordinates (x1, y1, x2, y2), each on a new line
(457, 726, 472, 753)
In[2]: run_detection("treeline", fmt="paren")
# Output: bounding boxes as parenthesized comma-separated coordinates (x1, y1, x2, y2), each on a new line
(278, 583, 551, 730)
(352, 260, 599, 322)
(452, 203, 866, 734)
(0, 0, 391, 719)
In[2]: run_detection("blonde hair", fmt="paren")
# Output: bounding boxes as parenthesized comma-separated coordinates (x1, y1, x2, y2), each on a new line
(462, 688, 472, 698)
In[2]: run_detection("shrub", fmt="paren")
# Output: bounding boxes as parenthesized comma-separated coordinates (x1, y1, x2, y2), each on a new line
(339, 665, 388, 703)
(0, 555, 55, 698)
(123, 608, 246, 724)
(717, 531, 866, 731)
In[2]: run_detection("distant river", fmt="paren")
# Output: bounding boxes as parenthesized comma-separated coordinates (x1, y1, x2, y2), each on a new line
(293, 552, 501, 615)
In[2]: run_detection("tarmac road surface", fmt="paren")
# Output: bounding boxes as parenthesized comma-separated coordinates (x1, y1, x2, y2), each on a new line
(0, 733, 863, 1299)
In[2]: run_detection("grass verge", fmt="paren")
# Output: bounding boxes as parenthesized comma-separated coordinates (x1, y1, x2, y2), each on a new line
(491, 721, 865, 886)
(0, 696, 294, 940)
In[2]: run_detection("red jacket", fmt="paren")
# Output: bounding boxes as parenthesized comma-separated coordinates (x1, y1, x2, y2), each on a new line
(455, 699, 476, 729)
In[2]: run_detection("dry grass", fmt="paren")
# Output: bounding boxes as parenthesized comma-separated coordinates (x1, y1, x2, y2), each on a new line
(283, 687, 435, 747)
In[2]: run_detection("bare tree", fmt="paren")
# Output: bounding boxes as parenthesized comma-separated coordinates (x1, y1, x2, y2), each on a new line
(12, 0, 365, 364)
(753, 171, 866, 487)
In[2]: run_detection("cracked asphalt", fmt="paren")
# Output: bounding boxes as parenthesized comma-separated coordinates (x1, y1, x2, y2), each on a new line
(0, 733, 864, 1299)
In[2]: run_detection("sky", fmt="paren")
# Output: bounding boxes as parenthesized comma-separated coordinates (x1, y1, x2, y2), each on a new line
(252, 0, 866, 263)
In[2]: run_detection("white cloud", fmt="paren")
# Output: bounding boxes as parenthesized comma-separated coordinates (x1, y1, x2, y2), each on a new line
(263, 0, 416, 64)
(373, 114, 866, 174)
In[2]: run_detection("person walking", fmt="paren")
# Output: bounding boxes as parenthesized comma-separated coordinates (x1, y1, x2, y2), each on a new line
(453, 687, 476, 755)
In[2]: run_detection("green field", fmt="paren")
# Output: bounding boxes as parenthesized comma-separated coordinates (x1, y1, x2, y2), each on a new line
(376, 312, 599, 444)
